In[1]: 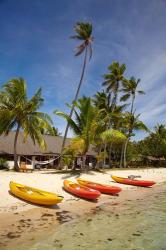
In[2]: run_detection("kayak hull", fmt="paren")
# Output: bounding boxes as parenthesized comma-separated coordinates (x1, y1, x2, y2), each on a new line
(77, 178, 121, 194)
(9, 181, 63, 206)
(111, 175, 156, 187)
(63, 180, 101, 200)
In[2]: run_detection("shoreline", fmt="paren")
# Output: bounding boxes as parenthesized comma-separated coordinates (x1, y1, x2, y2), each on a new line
(0, 168, 165, 249)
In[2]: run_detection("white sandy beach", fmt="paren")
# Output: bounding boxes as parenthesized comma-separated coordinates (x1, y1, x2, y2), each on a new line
(0, 168, 165, 213)
(0, 168, 165, 249)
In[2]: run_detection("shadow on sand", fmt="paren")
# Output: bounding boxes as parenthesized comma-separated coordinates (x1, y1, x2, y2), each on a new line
(41, 169, 96, 179)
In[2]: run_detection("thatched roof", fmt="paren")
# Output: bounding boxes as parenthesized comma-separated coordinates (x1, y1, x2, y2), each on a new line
(0, 131, 96, 156)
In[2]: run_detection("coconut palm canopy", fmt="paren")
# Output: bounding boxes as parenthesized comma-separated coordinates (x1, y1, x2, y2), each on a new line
(102, 62, 126, 111)
(0, 78, 53, 170)
(71, 22, 93, 59)
(55, 97, 101, 155)
(120, 77, 145, 114)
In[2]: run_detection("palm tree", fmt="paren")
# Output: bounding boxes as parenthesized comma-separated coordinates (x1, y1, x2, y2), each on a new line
(154, 124, 166, 138)
(93, 91, 113, 166)
(93, 91, 112, 127)
(151, 124, 166, 159)
(55, 97, 100, 169)
(122, 112, 149, 167)
(102, 62, 126, 111)
(120, 77, 145, 167)
(120, 77, 145, 114)
(93, 91, 128, 167)
(136, 124, 166, 162)
(61, 22, 93, 154)
(0, 78, 53, 171)
(100, 129, 126, 167)
(41, 126, 61, 136)
(93, 91, 111, 110)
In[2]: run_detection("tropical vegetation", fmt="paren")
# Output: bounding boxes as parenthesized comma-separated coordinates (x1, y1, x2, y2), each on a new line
(0, 21, 165, 171)
(0, 78, 53, 170)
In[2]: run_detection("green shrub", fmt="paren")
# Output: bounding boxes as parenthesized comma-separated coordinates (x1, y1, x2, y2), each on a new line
(0, 158, 7, 169)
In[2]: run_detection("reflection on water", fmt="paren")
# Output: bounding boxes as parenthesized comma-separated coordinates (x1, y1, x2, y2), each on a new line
(20, 190, 166, 250)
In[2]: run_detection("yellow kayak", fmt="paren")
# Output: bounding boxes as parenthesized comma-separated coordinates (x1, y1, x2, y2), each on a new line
(9, 181, 63, 206)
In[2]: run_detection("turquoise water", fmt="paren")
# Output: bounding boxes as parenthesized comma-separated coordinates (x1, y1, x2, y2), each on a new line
(15, 188, 166, 250)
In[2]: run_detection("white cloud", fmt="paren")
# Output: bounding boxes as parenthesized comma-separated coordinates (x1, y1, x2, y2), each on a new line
(141, 103, 166, 122)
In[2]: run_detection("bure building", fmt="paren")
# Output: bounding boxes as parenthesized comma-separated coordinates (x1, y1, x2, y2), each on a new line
(0, 131, 97, 170)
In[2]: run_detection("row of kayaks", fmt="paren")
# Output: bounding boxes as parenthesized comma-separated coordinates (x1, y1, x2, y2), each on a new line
(63, 179, 122, 200)
(9, 175, 156, 206)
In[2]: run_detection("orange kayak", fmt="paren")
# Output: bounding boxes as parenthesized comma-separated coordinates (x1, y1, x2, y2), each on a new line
(111, 175, 156, 187)
(63, 180, 101, 200)
(77, 178, 121, 194)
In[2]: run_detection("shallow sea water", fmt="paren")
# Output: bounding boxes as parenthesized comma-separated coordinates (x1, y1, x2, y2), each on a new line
(19, 189, 166, 250)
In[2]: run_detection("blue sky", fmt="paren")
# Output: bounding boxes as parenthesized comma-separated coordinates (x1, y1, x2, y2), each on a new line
(0, 0, 165, 140)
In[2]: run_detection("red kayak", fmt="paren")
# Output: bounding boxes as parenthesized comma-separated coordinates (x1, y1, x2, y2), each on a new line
(63, 180, 101, 200)
(77, 178, 121, 194)
(111, 175, 156, 187)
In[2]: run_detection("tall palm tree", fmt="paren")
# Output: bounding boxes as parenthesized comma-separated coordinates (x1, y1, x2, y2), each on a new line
(102, 62, 126, 111)
(122, 112, 149, 167)
(93, 91, 128, 167)
(61, 22, 93, 154)
(0, 78, 53, 171)
(55, 97, 100, 169)
(120, 77, 145, 114)
(93, 91, 113, 166)
(120, 77, 145, 167)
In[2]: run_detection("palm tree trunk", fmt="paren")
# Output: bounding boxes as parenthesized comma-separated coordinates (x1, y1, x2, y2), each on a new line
(123, 94, 135, 168)
(60, 46, 88, 158)
(123, 138, 129, 168)
(103, 143, 107, 168)
(81, 155, 87, 171)
(14, 124, 20, 171)
(130, 94, 135, 115)
(108, 142, 112, 167)
(120, 143, 124, 168)
(95, 145, 101, 169)
(111, 82, 119, 112)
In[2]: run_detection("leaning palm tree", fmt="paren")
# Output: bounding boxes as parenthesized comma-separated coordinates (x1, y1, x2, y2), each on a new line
(55, 97, 100, 169)
(61, 22, 93, 154)
(120, 77, 145, 114)
(102, 62, 126, 112)
(0, 78, 53, 171)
